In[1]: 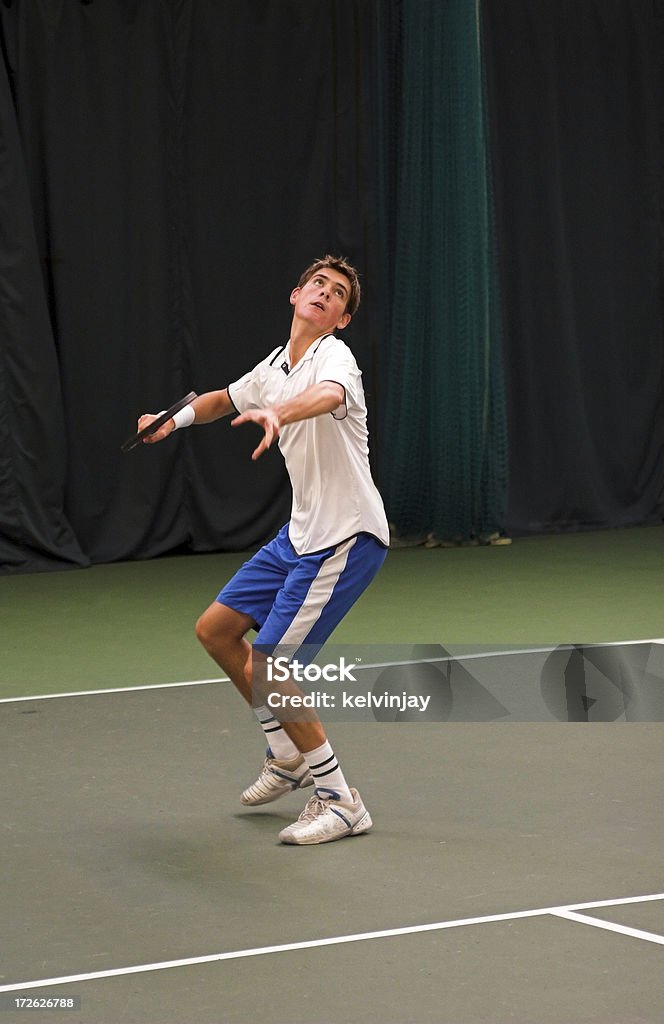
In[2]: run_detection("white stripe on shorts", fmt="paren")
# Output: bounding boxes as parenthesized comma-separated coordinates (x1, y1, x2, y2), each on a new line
(277, 536, 358, 646)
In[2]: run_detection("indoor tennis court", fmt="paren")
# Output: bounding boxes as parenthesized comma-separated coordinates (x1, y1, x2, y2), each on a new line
(1, 528, 663, 1022)
(2, 2, 664, 1023)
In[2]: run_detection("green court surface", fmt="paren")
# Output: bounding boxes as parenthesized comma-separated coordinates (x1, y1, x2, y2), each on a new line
(1, 526, 663, 1024)
(2, 524, 664, 699)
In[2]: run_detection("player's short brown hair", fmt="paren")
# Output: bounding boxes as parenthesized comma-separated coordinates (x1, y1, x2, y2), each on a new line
(297, 255, 361, 317)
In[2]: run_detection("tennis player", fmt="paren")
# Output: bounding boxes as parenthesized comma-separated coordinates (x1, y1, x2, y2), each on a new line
(138, 256, 389, 845)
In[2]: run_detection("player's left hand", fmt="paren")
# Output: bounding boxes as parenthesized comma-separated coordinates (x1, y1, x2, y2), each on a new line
(231, 407, 280, 460)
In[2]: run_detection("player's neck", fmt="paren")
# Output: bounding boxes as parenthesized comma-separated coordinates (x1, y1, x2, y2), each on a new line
(288, 319, 328, 367)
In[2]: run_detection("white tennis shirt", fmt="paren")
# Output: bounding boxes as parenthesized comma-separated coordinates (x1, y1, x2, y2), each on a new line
(227, 333, 389, 555)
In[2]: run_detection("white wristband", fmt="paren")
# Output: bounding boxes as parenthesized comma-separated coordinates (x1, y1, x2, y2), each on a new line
(172, 404, 196, 430)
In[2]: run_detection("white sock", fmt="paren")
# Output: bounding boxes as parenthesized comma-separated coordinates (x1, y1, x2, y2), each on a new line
(303, 740, 353, 803)
(253, 706, 300, 761)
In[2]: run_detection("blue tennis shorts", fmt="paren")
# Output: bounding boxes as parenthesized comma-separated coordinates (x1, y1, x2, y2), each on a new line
(216, 525, 387, 649)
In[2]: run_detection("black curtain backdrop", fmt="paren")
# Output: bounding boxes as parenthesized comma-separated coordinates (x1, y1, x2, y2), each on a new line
(0, 0, 379, 571)
(2, 1, 664, 574)
(482, 0, 664, 533)
(0, 36, 88, 572)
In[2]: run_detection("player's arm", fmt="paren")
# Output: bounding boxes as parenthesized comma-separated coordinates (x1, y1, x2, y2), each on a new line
(187, 389, 235, 423)
(138, 388, 235, 443)
(231, 380, 344, 461)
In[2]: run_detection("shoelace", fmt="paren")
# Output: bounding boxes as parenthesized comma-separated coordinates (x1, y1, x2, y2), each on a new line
(297, 796, 330, 822)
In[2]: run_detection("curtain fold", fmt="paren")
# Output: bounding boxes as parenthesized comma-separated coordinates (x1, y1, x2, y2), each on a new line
(0, 40, 88, 572)
(482, 0, 664, 533)
(0, 0, 375, 572)
(375, 0, 507, 543)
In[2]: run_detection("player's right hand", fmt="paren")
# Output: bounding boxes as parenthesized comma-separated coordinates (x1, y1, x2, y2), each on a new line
(137, 413, 176, 444)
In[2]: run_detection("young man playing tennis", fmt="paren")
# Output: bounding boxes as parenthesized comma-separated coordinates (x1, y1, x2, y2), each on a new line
(138, 256, 389, 845)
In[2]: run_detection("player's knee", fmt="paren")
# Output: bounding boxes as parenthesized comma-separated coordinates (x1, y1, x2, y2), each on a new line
(195, 609, 237, 658)
(195, 612, 216, 652)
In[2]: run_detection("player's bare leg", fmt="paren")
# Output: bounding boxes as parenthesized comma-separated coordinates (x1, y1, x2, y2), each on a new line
(195, 601, 317, 802)
(196, 601, 326, 747)
(194, 601, 369, 841)
(195, 601, 255, 702)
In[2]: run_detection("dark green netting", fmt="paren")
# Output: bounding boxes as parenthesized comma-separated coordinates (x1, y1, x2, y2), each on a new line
(378, 0, 507, 543)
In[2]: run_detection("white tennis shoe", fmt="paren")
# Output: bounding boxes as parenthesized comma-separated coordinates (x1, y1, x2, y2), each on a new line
(278, 788, 372, 845)
(240, 750, 314, 806)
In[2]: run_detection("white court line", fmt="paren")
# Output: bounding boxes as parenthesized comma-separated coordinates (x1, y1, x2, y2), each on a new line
(1, 637, 663, 705)
(0, 677, 229, 704)
(551, 909, 664, 946)
(1, 893, 662, 994)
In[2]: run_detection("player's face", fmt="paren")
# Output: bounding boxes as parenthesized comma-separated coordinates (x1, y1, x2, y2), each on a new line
(290, 269, 352, 332)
